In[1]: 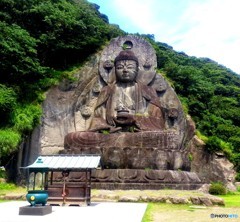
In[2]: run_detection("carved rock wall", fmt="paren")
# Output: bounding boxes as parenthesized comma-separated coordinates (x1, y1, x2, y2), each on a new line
(21, 53, 100, 167)
(25, 36, 191, 164)
(17, 35, 236, 191)
(190, 135, 236, 190)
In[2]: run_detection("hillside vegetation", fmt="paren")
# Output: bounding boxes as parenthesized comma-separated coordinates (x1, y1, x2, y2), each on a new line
(0, 0, 239, 181)
(150, 39, 240, 180)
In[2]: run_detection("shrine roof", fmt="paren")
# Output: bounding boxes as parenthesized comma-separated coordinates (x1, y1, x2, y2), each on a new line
(22, 155, 101, 172)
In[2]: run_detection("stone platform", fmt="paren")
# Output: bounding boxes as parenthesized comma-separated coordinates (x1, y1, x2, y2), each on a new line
(64, 131, 191, 170)
(91, 169, 203, 190)
(50, 169, 203, 190)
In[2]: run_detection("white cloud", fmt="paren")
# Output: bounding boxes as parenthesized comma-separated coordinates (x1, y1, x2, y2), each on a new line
(91, 0, 240, 73)
(165, 0, 240, 73)
(111, 0, 165, 33)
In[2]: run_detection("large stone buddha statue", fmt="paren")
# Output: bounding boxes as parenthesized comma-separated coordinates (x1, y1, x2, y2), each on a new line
(64, 36, 194, 171)
(88, 50, 165, 133)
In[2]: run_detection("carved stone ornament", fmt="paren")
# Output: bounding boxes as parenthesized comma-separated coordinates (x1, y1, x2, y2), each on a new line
(80, 106, 92, 119)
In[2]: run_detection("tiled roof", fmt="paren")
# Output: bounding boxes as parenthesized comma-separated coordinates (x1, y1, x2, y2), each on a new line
(22, 155, 101, 171)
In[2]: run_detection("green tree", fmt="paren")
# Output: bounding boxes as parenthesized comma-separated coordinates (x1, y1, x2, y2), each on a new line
(0, 129, 21, 160)
(0, 21, 43, 84)
(0, 84, 17, 127)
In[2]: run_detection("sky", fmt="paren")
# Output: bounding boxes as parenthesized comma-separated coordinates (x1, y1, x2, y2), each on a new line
(89, 0, 240, 74)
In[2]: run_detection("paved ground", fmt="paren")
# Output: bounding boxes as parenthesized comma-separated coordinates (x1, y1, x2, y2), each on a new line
(0, 201, 147, 222)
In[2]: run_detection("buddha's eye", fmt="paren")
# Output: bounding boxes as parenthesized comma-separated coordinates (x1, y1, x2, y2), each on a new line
(116, 65, 124, 70)
(127, 65, 135, 69)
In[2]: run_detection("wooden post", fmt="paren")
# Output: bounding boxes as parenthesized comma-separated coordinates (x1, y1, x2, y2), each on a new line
(44, 172, 48, 190)
(85, 170, 88, 205)
(89, 170, 92, 205)
(50, 171, 53, 185)
(33, 172, 36, 190)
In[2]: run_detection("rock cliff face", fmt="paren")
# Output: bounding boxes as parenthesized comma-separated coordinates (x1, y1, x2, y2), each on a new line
(31, 53, 100, 158)
(190, 135, 236, 190)
(19, 36, 236, 190)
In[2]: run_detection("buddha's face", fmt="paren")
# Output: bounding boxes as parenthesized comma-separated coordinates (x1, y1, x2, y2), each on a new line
(115, 60, 138, 83)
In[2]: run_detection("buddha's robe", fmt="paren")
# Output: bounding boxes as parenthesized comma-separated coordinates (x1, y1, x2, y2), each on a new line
(89, 81, 165, 132)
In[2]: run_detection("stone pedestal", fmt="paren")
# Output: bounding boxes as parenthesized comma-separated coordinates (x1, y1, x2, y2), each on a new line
(91, 169, 203, 190)
(19, 205, 52, 216)
(64, 131, 190, 170)
(63, 130, 202, 190)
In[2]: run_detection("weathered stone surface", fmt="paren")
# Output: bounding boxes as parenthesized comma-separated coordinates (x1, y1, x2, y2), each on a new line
(198, 184, 211, 193)
(199, 197, 213, 206)
(190, 135, 236, 190)
(118, 196, 140, 202)
(90, 169, 202, 190)
(148, 196, 167, 203)
(17, 53, 101, 169)
(190, 197, 201, 205)
(209, 196, 225, 206)
(65, 131, 182, 150)
(62, 36, 193, 176)
(91, 169, 201, 183)
(169, 197, 189, 204)
(64, 131, 191, 170)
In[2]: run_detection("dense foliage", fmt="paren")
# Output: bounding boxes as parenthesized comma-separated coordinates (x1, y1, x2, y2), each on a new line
(0, 0, 124, 166)
(0, 1, 239, 180)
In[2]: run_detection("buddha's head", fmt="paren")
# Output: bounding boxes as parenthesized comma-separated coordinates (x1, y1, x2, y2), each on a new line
(114, 50, 139, 83)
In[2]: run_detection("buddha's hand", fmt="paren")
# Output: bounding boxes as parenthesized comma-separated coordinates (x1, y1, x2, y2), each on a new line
(114, 113, 135, 125)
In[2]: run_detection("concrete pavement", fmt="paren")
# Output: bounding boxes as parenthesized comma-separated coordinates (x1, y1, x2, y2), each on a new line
(0, 201, 147, 222)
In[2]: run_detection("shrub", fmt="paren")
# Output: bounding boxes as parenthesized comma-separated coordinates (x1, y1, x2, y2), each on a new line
(0, 182, 17, 190)
(196, 130, 208, 143)
(12, 104, 42, 133)
(209, 182, 227, 195)
(0, 129, 21, 157)
(205, 136, 233, 158)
